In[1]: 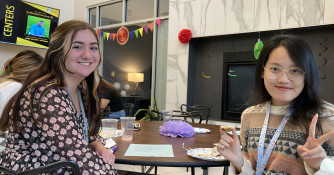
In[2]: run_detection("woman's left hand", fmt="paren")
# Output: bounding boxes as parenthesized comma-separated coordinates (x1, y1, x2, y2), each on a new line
(297, 114, 334, 170)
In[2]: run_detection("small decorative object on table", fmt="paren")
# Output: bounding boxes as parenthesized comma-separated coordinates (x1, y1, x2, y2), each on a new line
(159, 120, 195, 137)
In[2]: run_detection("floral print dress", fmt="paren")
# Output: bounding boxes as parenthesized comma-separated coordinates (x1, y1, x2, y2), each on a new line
(0, 83, 117, 174)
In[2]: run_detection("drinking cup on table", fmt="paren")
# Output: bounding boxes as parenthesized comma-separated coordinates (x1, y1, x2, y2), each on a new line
(162, 110, 172, 122)
(101, 119, 118, 138)
(120, 117, 136, 140)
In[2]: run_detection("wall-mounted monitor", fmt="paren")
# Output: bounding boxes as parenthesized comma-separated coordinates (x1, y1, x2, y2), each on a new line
(0, 0, 60, 48)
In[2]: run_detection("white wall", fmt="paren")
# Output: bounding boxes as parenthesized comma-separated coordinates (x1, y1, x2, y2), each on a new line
(0, 0, 75, 67)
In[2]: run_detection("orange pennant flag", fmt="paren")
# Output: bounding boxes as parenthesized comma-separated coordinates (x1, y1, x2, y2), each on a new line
(139, 28, 143, 36)
(149, 23, 154, 31)
(97, 30, 101, 37)
(112, 33, 116, 41)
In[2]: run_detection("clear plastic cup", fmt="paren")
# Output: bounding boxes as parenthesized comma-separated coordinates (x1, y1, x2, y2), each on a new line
(101, 119, 118, 138)
(162, 110, 172, 122)
(120, 117, 136, 140)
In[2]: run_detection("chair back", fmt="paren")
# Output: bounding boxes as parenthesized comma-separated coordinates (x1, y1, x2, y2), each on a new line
(0, 160, 80, 175)
(149, 110, 162, 121)
(170, 110, 194, 123)
(180, 104, 210, 124)
(101, 106, 111, 119)
(123, 103, 134, 116)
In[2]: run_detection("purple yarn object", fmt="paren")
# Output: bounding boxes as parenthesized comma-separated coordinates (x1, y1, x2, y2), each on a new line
(159, 120, 196, 137)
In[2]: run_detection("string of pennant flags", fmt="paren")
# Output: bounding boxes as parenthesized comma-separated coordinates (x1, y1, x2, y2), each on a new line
(96, 18, 162, 45)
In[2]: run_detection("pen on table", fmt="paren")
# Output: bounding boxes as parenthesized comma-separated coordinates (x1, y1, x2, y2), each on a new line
(110, 145, 119, 154)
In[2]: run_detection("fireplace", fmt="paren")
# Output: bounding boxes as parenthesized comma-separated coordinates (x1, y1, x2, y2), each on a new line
(222, 51, 256, 121)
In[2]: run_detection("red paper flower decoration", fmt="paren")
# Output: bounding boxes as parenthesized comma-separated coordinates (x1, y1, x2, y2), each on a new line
(178, 29, 192, 44)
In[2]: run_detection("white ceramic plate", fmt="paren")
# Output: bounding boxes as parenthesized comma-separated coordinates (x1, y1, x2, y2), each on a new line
(193, 127, 211, 134)
(187, 148, 226, 161)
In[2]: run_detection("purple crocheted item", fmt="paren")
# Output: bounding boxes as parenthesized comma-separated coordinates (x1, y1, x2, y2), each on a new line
(159, 120, 196, 137)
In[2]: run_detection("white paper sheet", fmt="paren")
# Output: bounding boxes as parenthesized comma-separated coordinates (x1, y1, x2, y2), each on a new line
(124, 144, 174, 157)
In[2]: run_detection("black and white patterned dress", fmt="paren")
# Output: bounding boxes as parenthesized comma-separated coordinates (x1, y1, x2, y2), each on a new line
(0, 82, 116, 174)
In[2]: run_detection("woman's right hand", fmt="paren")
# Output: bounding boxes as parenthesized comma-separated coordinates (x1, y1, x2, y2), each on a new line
(217, 128, 244, 172)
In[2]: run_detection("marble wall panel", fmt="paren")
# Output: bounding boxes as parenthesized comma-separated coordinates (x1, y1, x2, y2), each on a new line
(225, 0, 256, 34)
(284, 0, 324, 28)
(178, 0, 202, 38)
(253, 0, 281, 31)
(168, 2, 180, 55)
(324, 0, 334, 24)
(200, 0, 227, 37)
(165, 54, 189, 110)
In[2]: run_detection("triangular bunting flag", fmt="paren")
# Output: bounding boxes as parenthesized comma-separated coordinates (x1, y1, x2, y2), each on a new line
(106, 33, 110, 41)
(144, 26, 148, 34)
(109, 33, 112, 41)
(149, 23, 154, 31)
(134, 30, 139, 38)
(156, 18, 161, 27)
(139, 28, 143, 36)
(100, 31, 104, 37)
(97, 30, 101, 37)
(103, 32, 107, 40)
(112, 33, 116, 41)
(130, 31, 134, 39)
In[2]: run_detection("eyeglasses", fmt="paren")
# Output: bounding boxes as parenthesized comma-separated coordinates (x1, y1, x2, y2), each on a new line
(263, 65, 305, 80)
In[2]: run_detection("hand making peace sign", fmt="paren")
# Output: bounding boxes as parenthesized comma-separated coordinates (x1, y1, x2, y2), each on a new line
(297, 114, 334, 170)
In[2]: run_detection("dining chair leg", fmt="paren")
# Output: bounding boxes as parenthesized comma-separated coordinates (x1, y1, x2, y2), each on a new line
(154, 166, 157, 175)
(202, 167, 208, 175)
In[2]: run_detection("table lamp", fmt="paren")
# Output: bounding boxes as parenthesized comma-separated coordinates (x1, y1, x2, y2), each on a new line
(128, 72, 144, 96)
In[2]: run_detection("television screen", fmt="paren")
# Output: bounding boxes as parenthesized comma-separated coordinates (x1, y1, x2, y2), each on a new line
(0, 0, 60, 48)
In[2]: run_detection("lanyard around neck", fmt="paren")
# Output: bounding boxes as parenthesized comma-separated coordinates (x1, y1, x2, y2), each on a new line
(256, 102, 291, 175)
(66, 88, 89, 143)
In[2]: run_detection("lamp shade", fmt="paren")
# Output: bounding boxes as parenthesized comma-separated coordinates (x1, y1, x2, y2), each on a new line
(128, 73, 144, 82)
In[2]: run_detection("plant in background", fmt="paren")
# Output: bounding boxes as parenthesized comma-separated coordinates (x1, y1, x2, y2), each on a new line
(134, 94, 161, 121)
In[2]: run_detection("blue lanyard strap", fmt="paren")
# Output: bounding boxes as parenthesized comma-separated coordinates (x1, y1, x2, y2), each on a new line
(256, 103, 291, 175)
(65, 88, 89, 143)
(78, 90, 89, 143)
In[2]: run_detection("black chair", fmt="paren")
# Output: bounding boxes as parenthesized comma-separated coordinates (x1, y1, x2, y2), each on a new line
(123, 103, 134, 116)
(101, 106, 111, 119)
(149, 110, 163, 121)
(0, 160, 80, 175)
(180, 105, 210, 175)
(169, 110, 194, 123)
(180, 104, 210, 124)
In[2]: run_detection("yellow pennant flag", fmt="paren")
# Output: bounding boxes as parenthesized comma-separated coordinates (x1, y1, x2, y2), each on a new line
(139, 28, 143, 36)
(106, 33, 110, 41)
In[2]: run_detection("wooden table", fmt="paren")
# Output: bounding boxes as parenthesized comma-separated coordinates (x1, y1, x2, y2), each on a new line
(113, 121, 230, 175)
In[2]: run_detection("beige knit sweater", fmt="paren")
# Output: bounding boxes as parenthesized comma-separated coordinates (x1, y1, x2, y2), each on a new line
(231, 101, 334, 175)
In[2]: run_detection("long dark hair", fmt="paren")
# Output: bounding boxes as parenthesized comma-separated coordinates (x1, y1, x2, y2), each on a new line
(0, 20, 102, 137)
(252, 34, 323, 134)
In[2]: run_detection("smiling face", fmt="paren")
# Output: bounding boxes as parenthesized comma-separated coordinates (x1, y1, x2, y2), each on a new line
(263, 46, 305, 106)
(63, 29, 100, 83)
